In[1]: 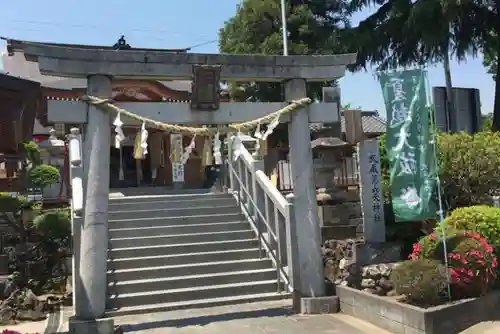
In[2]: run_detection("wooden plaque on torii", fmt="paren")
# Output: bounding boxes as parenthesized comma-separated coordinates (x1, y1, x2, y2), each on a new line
(190, 65, 221, 111)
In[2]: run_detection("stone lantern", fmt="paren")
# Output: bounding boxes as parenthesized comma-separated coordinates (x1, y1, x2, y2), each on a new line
(38, 128, 68, 201)
(311, 136, 352, 198)
(312, 136, 361, 241)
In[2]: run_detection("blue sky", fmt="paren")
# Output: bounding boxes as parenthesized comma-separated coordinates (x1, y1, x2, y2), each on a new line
(0, 0, 495, 117)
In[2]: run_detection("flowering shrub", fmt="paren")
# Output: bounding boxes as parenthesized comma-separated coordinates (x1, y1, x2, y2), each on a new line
(409, 227, 461, 260)
(409, 231, 438, 260)
(447, 232, 498, 297)
(409, 231, 498, 299)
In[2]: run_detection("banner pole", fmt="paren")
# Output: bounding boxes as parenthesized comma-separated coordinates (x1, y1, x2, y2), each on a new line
(424, 70, 452, 301)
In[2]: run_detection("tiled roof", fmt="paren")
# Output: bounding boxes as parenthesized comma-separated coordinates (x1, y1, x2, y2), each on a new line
(310, 111, 386, 134)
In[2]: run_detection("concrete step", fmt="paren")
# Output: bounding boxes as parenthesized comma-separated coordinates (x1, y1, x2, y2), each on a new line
(108, 239, 259, 259)
(108, 221, 249, 238)
(105, 292, 291, 316)
(106, 280, 281, 309)
(108, 205, 240, 220)
(108, 212, 245, 229)
(109, 188, 222, 198)
(109, 192, 232, 203)
(107, 258, 272, 282)
(107, 248, 264, 270)
(107, 268, 277, 294)
(109, 196, 236, 212)
(109, 229, 254, 248)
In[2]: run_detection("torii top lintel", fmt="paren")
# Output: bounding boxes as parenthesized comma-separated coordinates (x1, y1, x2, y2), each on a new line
(4, 38, 357, 82)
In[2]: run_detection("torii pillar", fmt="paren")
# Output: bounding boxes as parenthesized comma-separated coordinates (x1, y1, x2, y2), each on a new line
(79, 75, 112, 320)
(285, 79, 325, 299)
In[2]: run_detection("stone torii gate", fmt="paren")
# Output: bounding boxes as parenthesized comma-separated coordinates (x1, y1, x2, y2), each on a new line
(6, 39, 356, 333)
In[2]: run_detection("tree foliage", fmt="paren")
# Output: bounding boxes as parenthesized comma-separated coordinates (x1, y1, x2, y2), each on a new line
(483, 35, 498, 81)
(348, 0, 500, 130)
(437, 131, 500, 209)
(379, 130, 500, 211)
(218, 0, 352, 101)
(220, 0, 500, 128)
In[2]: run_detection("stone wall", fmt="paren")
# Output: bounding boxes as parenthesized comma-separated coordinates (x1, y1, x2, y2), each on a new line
(323, 239, 402, 296)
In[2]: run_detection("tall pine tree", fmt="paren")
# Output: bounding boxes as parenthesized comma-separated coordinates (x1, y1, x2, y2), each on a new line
(348, 0, 500, 130)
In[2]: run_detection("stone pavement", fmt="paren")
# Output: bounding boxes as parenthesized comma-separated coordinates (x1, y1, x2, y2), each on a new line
(6, 301, 500, 333)
(459, 321, 500, 334)
(111, 300, 391, 334)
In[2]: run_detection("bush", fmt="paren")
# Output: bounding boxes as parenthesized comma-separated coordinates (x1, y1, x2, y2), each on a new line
(380, 131, 500, 211)
(391, 259, 448, 306)
(408, 226, 462, 261)
(447, 232, 497, 297)
(0, 193, 27, 214)
(34, 209, 71, 241)
(438, 131, 500, 210)
(409, 229, 498, 299)
(29, 164, 60, 189)
(441, 205, 500, 246)
(24, 140, 42, 166)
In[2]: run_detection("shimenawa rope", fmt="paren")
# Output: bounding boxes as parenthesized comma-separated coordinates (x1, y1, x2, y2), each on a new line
(79, 95, 312, 135)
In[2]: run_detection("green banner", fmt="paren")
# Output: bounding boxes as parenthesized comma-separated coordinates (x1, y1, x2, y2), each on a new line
(379, 69, 437, 222)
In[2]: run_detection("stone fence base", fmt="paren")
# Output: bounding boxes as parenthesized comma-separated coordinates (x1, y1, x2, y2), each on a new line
(337, 285, 500, 334)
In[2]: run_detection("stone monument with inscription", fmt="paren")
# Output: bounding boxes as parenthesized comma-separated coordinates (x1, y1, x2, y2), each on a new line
(357, 138, 386, 243)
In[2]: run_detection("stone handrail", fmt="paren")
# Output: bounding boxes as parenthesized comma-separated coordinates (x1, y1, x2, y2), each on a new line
(237, 147, 288, 214)
(255, 170, 288, 215)
(226, 136, 299, 294)
(68, 128, 83, 216)
(67, 127, 84, 313)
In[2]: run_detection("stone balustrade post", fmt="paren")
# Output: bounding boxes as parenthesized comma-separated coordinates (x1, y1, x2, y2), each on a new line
(250, 158, 265, 221)
(68, 127, 83, 316)
(285, 193, 301, 311)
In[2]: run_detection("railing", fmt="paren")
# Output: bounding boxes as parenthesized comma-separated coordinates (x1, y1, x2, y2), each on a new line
(68, 128, 83, 216)
(67, 127, 84, 311)
(224, 136, 299, 294)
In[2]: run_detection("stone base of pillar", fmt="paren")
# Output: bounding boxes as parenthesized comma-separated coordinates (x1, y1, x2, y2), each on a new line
(300, 296, 340, 314)
(69, 317, 115, 334)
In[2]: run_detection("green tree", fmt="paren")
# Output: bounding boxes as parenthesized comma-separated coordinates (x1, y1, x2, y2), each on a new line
(347, 0, 500, 131)
(482, 113, 493, 131)
(218, 0, 352, 102)
(344, 0, 465, 71)
(483, 35, 497, 81)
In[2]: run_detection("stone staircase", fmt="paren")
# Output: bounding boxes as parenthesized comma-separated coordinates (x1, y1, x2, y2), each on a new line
(105, 191, 289, 316)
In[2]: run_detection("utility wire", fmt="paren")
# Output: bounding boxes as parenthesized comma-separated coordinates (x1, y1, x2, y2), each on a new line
(1, 18, 204, 35)
(0, 19, 218, 50)
(0, 19, 215, 44)
(186, 40, 218, 49)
